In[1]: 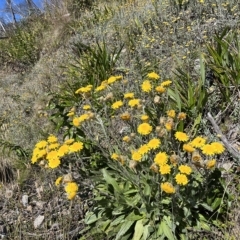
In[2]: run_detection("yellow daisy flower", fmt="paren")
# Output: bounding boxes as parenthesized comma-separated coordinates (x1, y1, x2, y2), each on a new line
(161, 80, 172, 87)
(183, 144, 195, 153)
(124, 92, 134, 99)
(178, 165, 192, 175)
(35, 140, 48, 149)
(131, 151, 142, 161)
(159, 164, 171, 174)
(147, 138, 161, 150)
(190, 136, 206, 148)
(69, 142, 84, 153)
(111, 153, 119, 160)
(47, 135, 58, 143)
(141, 80, 152, 92)
(175, 173, 188, 185)
(48, 158, 61, 168)
(154, 152, 168, 166)
(167, 110, 176, 118)
(65, 182, 78, 193)
(161, 182, 175, 194)
(177, 112, 187, 120)
(147, 72, 160, 80)
(128, 99, 141, 108)
(175, 132, 189, 142)
(206, 159, 216, 169)
(55, 176, 63, 186)
(111, 100, 123, 110)
(202, 144, 215, 156)
(138, 144, 150, 156)
(155, 86, 166, 93)
(211, 142, 225, 154)
(137, 123, 152, 135)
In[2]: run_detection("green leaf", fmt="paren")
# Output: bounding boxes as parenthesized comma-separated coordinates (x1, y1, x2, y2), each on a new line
(110, 215, 125, 226)
(158, 220, 176, 240)
(211, 197, 222, 210)
(84, 211, 103, 224)
(133, 219, 144, 240)
(142, 224, 151, 240)
(115, 220, 134, 240)
(200, 203, 213, 212)
(102, 168, 121, 193)
(126, 211, 144, 221)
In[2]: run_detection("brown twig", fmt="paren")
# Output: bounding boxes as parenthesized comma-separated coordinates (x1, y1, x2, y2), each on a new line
(207, 112, 240, 161)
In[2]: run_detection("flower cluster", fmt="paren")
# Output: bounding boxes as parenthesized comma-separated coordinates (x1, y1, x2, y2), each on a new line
(31, 135, 83, 169)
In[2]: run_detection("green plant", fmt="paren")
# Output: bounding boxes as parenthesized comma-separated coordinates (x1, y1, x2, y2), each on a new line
(205, 27, 240, 105)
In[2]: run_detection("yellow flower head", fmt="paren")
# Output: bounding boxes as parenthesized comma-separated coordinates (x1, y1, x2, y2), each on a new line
(141, 115, 149, 122)
(111, 100, 123, 110)
(64, 139, 75, 145)
(75, 85, 93, 94)
(167, 110, 176, 118)
(165, 122, 173, 131)
(46, 150, 58, 160)
(175, 132, 189, 142)
(48, 143, 60, 150)
(128, 99, 141, 108)
(147, 72, 160, 80)
(55, 176, 63, 186)
(131, 151, 142, 162)
(154, 152, 168, 166)
(58, 144, 69, 157)
(178, 165, 192, 175)
(35, 140, 48, 149)
(141, 80, 152, 92)
(83, 105, 91, 110)
(95, 84, 107, 92)
(79, 113, 90, 122)
(69, 142, 83, 153)
(201, 144, 215, 156)
(206, 159, 216, 169)
(137, 123, 153, 135)
(138, 144, 150, 156)
(124, 92, 135, 99)
(65, 182, 78, 193)
(111, 153, 119, 160)
(73, 117, 80, 127)
(161, 182, 175, 194)
(211, 142, 225, 154)
(190, 136, 206, 148)
(175, 173, 188, 185)
(159, 164, 171, 174)
(47, 135, 58, 144)
(183, 144, 195, 153)
(155, 86, 166, 93)
(120, 112, 131, 121)
(161, 80, 172, 87)
(147, 138, 161, 150)
(107, 76, 117, 84)
(122, 136, 131, 143)
(66, 191, 77, 200)
(48, 158, 61, 168)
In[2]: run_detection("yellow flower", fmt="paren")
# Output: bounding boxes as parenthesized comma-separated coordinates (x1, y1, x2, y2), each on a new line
(122, 136, 131, 143)
(178, 165, 192, 175)
(177, 112, 187, 120)
(211, 142, 225, 154)
(159, 164, 171, 174)
(175, 132, 189, 142)
(31, 155, 38, 164)
(64, 139, 75, 145)
(201, 144, 215, 156)
(83, 105, 91, 110)
(48, 158, 61, 168)
(128, 99, 141, 108)
(137, 123, 152, 135)
(55, 176, 63, 186)
(161, 80, 172, 87)
(58, 144, 69, 157)
(46, 150, 59, 160)
(132, 151, 142, 161)
(206, 159, 216, 169)
(183, 144, 195, 153)
(111, 100, 123, 110)
(35, 140, 48, 149)
(161, 182, 175, 194)
(111, 153, 119, 160)
(120, 112, 131, 121)
(69, 142, 83, 153)
(190, 136, 206, 148)
(154, 152, 168, 166)
(141, 115, 149, 122)
(75, 85, 93, 94)
(175, 173, 188, 185)
(147, 72, 160, 80)
(95, 84, 106, 92)
(155, 86, 166, 93)
(124, 92, 134, 99)
(147, 138, 161, 150)
(67, 191, 77, 200)
(65, 182, 78, 193)
(47, 135, 58, 143)
(67, 111, 75, 117)
(107, 76, 117, 84)
(138, 144, 150, 156)
(167, 110, 176, 118)
(48, 143, 60, 150)
(79, 113, 90, 122)
(73, 117, 80, 127)
(141, 80, 152, 92)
